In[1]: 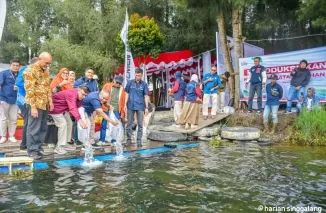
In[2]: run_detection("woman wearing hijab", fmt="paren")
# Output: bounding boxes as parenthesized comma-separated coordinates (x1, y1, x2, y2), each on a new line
(68, 71, 76, 85)
(46, 68, 72, 149)
(50, 68, 72, 93)
(178, 74, 202, 129)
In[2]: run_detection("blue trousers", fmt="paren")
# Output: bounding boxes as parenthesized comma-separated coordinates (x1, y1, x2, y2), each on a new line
(263, 105, 279, 123)
(286, 85, 305, 112)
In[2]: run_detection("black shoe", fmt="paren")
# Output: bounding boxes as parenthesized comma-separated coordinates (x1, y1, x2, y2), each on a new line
(92, 143, 99, 148)
(247, 110, 252, 113)
(256, 110, 262, 115)
(75, 141, 83, 146)
(29, 153, 42, 160)
(124, 143, 131, 147)
(137, 144, 142, 148)
(68, 140, 74, 145)
(20, 147, 27, 152)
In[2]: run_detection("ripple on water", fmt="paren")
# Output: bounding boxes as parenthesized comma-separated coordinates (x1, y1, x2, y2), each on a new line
(1, 142, 326, 212)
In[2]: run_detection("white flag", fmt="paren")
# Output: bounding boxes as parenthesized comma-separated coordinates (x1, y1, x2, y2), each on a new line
(120, 9, 135, 87)
(120, 9, 129, 46)
(0, 0, 7, 43)
(124, 48, 135, 87)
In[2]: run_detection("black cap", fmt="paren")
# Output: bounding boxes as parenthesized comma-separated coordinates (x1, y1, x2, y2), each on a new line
(270, 74, 278, 80)
(223, 71, 230, 79)
(114, 75, 124, 84)
(300, 59, 308, 65)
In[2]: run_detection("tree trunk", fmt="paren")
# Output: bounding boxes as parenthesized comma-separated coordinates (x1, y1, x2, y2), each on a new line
(217, 12, 235, 106)
(231, 8, 243, 109)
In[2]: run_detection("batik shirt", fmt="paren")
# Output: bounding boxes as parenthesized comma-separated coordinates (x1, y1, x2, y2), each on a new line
(23, 64, 52, 110)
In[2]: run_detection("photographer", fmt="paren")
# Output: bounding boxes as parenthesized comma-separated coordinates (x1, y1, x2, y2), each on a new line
(297, 87, 320, 113)
(285, 59, 311, 113)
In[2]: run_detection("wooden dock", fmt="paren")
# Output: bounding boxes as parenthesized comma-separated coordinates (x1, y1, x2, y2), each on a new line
(149, 113, 230, 134)
(0, 140, 189, 162)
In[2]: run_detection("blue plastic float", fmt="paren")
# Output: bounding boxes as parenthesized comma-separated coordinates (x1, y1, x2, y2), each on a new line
(0, 143, 199, 173)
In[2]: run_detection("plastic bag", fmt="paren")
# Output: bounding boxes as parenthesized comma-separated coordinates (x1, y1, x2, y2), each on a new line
(106, 110, 124, 142)
(223, 106, 235, 114)
(77, 107, 91, 143)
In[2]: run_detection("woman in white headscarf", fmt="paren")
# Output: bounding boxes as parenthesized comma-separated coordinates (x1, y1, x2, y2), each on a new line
(178, 74, 202, 129)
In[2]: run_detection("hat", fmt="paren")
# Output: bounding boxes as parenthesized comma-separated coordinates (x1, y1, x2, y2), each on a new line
(223, 71, 230, 79)
(270, 74, 278, 80)
(114, 75, 124, 84)
(300, 59, 308, 65)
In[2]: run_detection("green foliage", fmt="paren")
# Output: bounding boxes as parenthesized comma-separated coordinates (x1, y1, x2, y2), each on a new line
(287, 109, 326, 145)
(209, 137, 222, 147)
(41, 38, 116, 80)
(298, 0, 326, 28)
(12, 168, 32, 179)
(115, 13, 165, 60)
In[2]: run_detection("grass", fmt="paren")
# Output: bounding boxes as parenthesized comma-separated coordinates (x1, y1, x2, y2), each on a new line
(286, 108, 326, 145)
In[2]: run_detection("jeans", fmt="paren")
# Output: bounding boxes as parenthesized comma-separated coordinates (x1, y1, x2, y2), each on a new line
(286, 85, 305, 112)
(263, 105, 279, 124)
(126, 110, 144, 145)
(100, 111, 120, 142)
(18, 104, 28, 149)
(248, 83, 262, 111)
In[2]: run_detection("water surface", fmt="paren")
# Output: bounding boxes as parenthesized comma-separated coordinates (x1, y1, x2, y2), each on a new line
(0, 142, 325, 212)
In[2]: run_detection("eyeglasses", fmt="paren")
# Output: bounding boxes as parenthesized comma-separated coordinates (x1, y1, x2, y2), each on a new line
(211, 69, 217, 71)
(63, 72, 69, 75)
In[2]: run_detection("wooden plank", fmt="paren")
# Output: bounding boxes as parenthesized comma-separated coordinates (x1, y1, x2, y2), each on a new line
(149, 113, 229, 133)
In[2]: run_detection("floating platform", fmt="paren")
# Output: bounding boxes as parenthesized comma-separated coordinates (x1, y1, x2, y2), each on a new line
(0, 141, 198, 173)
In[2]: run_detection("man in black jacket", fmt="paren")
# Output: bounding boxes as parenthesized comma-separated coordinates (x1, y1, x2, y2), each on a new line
(285, 59, 311, 113)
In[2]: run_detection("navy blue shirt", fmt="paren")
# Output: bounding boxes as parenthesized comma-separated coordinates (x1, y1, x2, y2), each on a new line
(82, 91, 102, 116)
(125, 79, 149, 111)
(203, 73, 221, 94)
(74, 77, 99, 92)
(266, 83, 283, 106)
(0, 69, 18, 104)
(249, 65, 265, 85)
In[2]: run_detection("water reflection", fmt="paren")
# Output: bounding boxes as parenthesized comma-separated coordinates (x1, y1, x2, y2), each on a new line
(0, 142, 325, 212)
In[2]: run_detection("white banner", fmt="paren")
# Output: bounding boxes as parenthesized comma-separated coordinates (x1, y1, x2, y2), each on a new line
(202, 51, 211, 75)
(0, 0, 6, 43)
(239, 46, 326, 102)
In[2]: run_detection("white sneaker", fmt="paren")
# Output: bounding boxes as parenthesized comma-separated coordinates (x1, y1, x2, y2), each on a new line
(48, 144, 55, 149)
(96, 141, 105, 146)
(191, 125, 198, 129)
(0, 137, 7, 144)
(54, 146, 67, 155)
(63, 144, 76, 151)
(8, 137, 17, 143)
(185, 124, 190, 129)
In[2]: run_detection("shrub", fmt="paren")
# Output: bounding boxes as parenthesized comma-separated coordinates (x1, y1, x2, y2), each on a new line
(287, 108, 326, 145)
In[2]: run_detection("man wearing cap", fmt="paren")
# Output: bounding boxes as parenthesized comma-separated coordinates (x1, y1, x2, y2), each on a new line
(98, 75, 126, 145)
(285, 59, 311, 113)
(217, 71, 230, 113)
(263, 74, 283, 134)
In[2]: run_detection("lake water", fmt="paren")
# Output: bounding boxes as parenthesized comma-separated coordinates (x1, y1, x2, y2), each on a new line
(0, 142, 325, 212)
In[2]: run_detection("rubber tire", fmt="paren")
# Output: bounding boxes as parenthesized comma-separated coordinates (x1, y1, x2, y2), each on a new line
(147, 130, 187, 142)
(221, 126, 260, 141)
(193, 126, 220, 137)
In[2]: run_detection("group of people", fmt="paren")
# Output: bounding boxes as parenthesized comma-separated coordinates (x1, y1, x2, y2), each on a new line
(246, 57, 320, 133)
(169, 66, 230, 129)
(0, 52, 150, 160)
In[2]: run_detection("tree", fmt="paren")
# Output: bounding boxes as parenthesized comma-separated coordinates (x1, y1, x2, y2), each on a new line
(115, 13, 165, 61)
(298, 0, 326, 28)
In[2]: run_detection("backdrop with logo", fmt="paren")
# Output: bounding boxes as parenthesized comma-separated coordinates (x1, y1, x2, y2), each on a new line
(239, 46, 326, 102)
